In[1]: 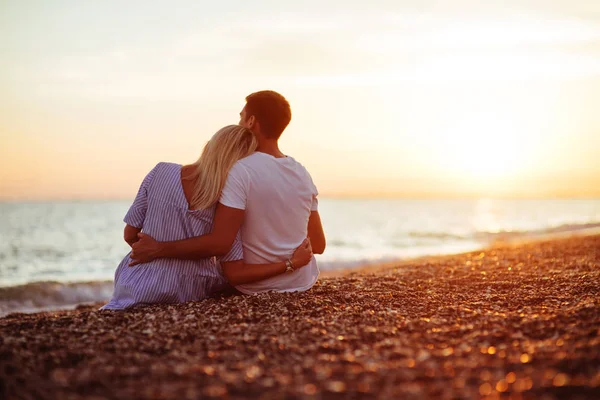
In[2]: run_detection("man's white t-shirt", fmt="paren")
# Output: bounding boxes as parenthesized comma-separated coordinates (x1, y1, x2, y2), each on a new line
(219, 152, 319, 294)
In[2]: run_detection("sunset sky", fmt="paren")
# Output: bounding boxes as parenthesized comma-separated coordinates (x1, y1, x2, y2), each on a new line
(1, 0, 600, 200)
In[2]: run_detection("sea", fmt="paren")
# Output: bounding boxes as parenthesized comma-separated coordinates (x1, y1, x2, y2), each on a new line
(1, 198, 600, 316)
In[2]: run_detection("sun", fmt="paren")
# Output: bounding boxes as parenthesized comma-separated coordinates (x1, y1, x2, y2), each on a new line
(437, 113, 532, 184)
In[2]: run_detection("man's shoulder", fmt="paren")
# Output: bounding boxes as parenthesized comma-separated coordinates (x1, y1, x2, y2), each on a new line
(236, 152, 265, 165)
(237, 152, 306, 168)
(285, 155, 310, 172)
(228, 155, 256, 177)
(233, 152, 280, 174)
(234, 153, 314, 182)
(282, 155, 314, 181)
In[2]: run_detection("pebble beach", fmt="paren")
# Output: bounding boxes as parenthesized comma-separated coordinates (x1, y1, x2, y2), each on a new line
(1, 235, 599, 399)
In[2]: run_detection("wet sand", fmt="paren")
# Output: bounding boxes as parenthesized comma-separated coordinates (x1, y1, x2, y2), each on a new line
(1, 235, 599, 399)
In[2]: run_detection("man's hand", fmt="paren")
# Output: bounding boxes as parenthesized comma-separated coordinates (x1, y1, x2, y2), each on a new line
(129, 233, 163, 266)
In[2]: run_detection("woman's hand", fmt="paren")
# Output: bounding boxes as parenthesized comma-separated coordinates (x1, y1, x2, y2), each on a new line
(291, 238, 313, 269)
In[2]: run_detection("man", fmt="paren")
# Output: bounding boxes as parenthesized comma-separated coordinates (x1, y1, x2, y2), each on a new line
(130, 90, 326, 294)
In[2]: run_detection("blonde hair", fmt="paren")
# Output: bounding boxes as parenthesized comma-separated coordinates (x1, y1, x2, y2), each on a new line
(188, 125, 257, 210)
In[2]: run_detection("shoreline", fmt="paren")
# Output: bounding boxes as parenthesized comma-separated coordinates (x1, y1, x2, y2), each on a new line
(1, 234, 599, 399)
(321, 226, 600, 278)
(2, 227, 599, 318)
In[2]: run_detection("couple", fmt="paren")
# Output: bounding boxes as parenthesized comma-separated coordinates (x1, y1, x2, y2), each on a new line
(102, 90, 326, 310)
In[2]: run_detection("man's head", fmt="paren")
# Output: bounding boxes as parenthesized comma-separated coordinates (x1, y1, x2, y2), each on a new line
(239, 90, 291, 140)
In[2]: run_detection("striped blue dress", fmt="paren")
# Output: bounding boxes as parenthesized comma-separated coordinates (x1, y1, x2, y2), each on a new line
(101, 162, 243, 310)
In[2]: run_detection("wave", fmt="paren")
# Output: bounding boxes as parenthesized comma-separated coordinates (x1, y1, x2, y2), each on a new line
(473, 222, 600, 242)
(0, 281, 113, 317)
(407, 231, 467, 240)
(407, 222, 600, 243)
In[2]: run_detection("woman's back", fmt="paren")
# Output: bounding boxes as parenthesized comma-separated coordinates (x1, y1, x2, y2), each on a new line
(101, 162, 242, 309)
(136, 162, 215, 241)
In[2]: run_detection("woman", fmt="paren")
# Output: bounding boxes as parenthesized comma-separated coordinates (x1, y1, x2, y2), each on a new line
(102, 125, 313, 310)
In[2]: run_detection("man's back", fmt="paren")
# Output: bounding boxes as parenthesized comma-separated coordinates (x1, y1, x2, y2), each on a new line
(219, 152, 319, 293)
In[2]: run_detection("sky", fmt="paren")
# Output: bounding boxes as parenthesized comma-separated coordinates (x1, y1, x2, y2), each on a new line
(1, 0, 600, 200)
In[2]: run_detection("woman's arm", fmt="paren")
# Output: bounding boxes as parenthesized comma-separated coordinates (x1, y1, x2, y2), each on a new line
(221, 239, 313, 286)
(307, 211, 326, 254)
(123, 164, 159, 235)
(124, 224, 141, 247)
(122, 164, 160, 248)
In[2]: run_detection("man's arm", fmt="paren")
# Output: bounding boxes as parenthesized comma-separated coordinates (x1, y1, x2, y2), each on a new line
(307, 211, 326, 254)
(222, 239, 313, 286)
(129, 203, 244, 265)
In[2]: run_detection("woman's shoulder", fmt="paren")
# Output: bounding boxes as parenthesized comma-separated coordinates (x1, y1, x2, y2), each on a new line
(147, 162, 182, 179)
(153, 161, 182, 171)
(139, 162, 183, 194)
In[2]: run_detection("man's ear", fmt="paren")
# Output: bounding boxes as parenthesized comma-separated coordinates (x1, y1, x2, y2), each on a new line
(247, 115, 256, 129)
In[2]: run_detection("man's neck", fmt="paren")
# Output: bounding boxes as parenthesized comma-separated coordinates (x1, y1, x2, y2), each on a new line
(256, 139, 286, 158)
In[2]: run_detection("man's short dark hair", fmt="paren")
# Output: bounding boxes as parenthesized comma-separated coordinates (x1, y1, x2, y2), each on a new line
(245, 90, 292, 139)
